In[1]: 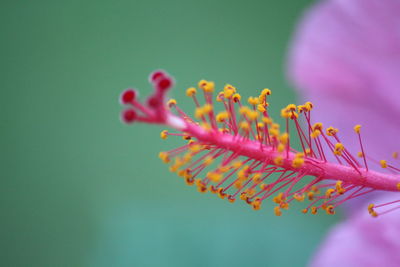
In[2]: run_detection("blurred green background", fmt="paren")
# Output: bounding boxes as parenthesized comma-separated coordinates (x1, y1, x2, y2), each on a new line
(1, 0, 340, 266)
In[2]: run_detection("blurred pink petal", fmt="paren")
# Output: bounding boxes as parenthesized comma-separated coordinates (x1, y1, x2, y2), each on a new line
(311, 197, 400, 267)
(288, 0, 400, 266)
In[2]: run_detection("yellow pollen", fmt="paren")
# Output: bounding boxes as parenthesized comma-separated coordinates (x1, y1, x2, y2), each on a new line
(273, 155, 283, 166)
(326, 205, 335, 215)
(252, 198, 262, 210)
(217, 188, 227, 199)
(252, 173, 262, 184)
(293, 193, 305, 202)
(311, 206, 318, 215)
(279, 133, 289, 145)
(335, 181, 346, 194)
(286, 104, 296, 111)
(326, 126, 338, 136)
(368, 204, 378, 217)
(274, 206, 282, 216)
(357, 152, 364, 158)
(206, 171, 222, 182)
(334, 143, 345, 156)
(312, 122, 323, 131)
(307, 191, 314, 201)
(310, 130, 321, 139)
(239, 106, 251, 115)
(232, 160, 243, 168)
(239, 121, 250, 131)
(257, 122, 264, 129)
(353, 124, 361, 134)
(203, 156, 214, 166)
(158, 152, 170, 163)
(160, 130, 168, 139)
(167, 99, 177, 107)
(232, 93, 241, 102)
(280, 108, 290, 119)
(292, 157, 304, 168)
(392, 152, 399, 159)
(257, 104, 266, 112)
(247, 110, 259, 121)
(216, 111, 230, 122)
(325, 188, 335, 198)
(224, 84, 236, 93)
(248, 96, 259, 106)
(224, 89, 234, 99)
(380, 159, 388, 168)
(397, 183, 400, 191)
(186, 87, 197, 97)
(304, 101, 313, 111)
(302, 208, 308, 214)
(199, 80, 214, 92)
(277, 143, 285, 153)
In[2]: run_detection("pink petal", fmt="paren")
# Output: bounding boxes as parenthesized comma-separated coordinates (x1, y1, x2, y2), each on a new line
(310, 196, 400, 267)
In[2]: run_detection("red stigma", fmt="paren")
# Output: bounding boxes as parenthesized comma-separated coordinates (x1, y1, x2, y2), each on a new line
(150, 70, 166, 83)
(147, 95, 161, 108)
(120, 89, 137, 104)
(122, 109, 137, 123)
(157, 77, 172, 91)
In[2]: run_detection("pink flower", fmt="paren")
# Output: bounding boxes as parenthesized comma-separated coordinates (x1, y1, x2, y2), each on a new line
(288, 0, 400, 265)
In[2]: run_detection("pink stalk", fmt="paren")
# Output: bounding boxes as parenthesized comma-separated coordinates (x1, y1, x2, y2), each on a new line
(120, 71, 400, 217)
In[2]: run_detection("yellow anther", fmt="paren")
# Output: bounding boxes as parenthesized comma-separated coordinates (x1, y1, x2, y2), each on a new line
(261, 88, 271, 96)
(335, 181, 346, 194)
(295, 152, 305, 158)
(305, 148, 312, 156)
(228, 197, 236, 203)
(310, 130, 321, 139)
(186, 87, 197, 97)
(167, 99, 177, 107)
(277, 143, 285, 153)
(248, 96, 259, 106)
(189, 144, 202, 152)
(245, 188, 256, 197)
(380, 159, 388, 168)
(279, 133, 289, 145)
(239, 106, 251, 115)
(312, 122, 323, 131)
(280, 108, 290, 119)
(218, 165, 230, 173)
(357, 152, 364, 158)
(262, 117, 272, 125)
(368, 204, 378, 217)
(234, 180, 242, 189)
(259, 183, 269, 190)
(302, 208, 308, 214)
(297, 105, 306, 113)
(354, 124, 361, 134)
(252, 198, 262, 210)
(397, 183, 400, 191)
(217, 188, 227, 199)
(286, 104, 296, 111)
(311, 206, 318, 215)
(203, 104, 213, 114)
(232, 160, 243, 168)
(280, 202, 289, 210)
(240, 192, 248, 201)
(304, 101, 313, 111)
(216, 111, 230, 122)
(326, 205, 335, 215)
(334, 143, 345, 156)
(307, 191, 315, 201)
(247, 110, 259, 121)
(196, 179, 208, 193)
(206, 171, 222, 182)
(232, 93, 241, 102)
(224, 89, 234, 99)
(325, 188, 335, 198)
(200, 122, 211, 130)
(257, 104, 266, 113)
(274, 206, 282, 216)
(252, 173, 262, 184)
(273, 155, 283, 166)
(160, 130, 168, 139)
(239, 121, 250, 131)
(293, 193, 305, 202)
(203, 156, 214, 166)
(224, 84, 236, 93)
(273, 192, 285, 204)
(158, 152, 170, 163)
(183, 153, 192, 162)
(257, 122, 264, 129)
(326, 126, 339, 136)
(195, 107, 204, 119)
(393, 152, 399, 159)
(292, 157, 304, 168)
(185, 177, 194, 186)
(198, 80, 214, 92)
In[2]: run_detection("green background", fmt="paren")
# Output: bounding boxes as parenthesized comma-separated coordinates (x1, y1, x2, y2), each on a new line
(1, 0, 339, 266)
